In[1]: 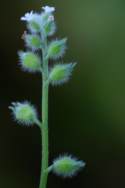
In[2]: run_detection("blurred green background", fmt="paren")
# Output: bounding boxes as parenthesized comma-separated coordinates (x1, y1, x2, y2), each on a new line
(0, 0, 125, 187)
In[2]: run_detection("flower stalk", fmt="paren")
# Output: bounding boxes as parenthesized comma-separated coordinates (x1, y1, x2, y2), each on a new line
(40, 38, 49, 188)
(40, 80, 49, 188)
(9, 4, 85, 188)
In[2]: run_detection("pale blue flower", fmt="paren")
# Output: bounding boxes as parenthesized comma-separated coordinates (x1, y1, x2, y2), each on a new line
(21, 11, 34, 21)
(42, 6, 55, 13)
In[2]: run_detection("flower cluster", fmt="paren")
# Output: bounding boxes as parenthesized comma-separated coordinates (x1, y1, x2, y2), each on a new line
(21, 6, 56, 35)
(9, 5, 77, 125)
(19, 5, 76, 83)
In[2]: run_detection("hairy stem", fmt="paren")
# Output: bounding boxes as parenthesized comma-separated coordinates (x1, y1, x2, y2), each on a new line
(39, 35, 49, 188)
(39, 81, 49, 188)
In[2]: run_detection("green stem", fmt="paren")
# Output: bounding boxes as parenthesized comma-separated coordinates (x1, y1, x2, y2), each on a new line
(39, 34, 49, 188)
(39, 80, 49, 188)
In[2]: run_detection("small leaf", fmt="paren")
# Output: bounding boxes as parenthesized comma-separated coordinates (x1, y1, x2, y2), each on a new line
(49, 63, 76, 85)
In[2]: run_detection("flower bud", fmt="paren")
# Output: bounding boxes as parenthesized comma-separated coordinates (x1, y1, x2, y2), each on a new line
(24, 34, 41, 49)
(52, 155, 85, 178)
(43, 20, 56, 37)
(19, 51, 41, 73)
(49, 63, 76, 85)
(47, 38, 67, 59)
(9, 102, 38, 126)
(28, 19, 41, 33)
(21, 12, 43, 33)
(41, 12, 56, 36)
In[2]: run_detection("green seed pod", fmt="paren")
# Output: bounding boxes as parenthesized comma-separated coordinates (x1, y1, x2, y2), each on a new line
(44, 21, 56, 36)
(19, 51, 41, 73)
(49, 63, 76, 85)
(9, 101, 38, 126)
(52, 155, 85, 178)
(47, 38, 67, 59)
(24, 34, 41, 49)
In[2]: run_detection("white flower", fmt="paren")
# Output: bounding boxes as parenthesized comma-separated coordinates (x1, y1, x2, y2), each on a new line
(21, 11, 34, 21)
(42, 6, 55, 14)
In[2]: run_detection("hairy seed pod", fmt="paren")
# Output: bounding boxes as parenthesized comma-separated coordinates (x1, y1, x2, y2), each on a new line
(9, 101, 38, 126)
(19, 51, 41, 73)
(52, 155, 85, 178)
(24, 34, 41, 49)
(49, 63, 76, 85)
(47, 38, 67, 59)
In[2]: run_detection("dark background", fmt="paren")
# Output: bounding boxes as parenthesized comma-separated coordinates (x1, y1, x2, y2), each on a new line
(0, 0, 125, 187)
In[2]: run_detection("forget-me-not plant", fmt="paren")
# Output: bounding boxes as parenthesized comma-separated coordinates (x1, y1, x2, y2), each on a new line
(9, 4, 85, 188)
